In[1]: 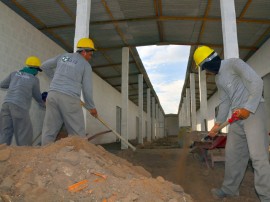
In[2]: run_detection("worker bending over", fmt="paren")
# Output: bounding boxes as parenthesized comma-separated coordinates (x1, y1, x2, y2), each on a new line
(194, 46, 270, 201)
(0, 56, 45, 146)
(41, 38, 98, 145)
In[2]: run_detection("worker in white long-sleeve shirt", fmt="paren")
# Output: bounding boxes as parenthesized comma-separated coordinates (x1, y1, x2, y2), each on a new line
(194, 46, 270, 201)
(0, 56, 45, 146)
(41, 38, 98, 145)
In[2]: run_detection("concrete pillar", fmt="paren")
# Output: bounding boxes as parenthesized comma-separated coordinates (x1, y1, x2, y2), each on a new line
(121, 47, 129, 149)
(147, 88, 151, 142)
(190, 73, 197, 130)
(74, 0, 91, 128)
(183, 97, 187, 126)
(156, 104, 159, 138)
(151, 97, 156, 139)
(263, 74, 270, 132)
(161, 111, 165, 137)
(74, 0, 91, 51)
(220, 0, 239, 59)
(179, 106, 183, 127)
(138, 74, 143, 144)
(199, 69, 208, 131)
(186, 88, 191, 127)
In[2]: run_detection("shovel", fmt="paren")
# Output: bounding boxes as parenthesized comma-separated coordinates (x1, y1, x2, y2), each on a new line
(81, 101, 136, 151)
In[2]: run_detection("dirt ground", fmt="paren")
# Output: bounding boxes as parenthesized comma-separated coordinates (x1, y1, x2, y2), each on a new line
(0, 133, 263, 202)
(113, 136, 260, 202)
(0, 136, 192, 202)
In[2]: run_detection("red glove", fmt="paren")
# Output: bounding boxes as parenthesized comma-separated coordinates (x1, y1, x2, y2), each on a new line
(89, 108, 98, 118)
(209, 123, 221, 137)
(234, 108, 250, 120)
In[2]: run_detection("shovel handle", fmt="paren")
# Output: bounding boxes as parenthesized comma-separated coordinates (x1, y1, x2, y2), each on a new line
(96, 116, 136, 151)
(215, 121, 230, 132)
(81, 101, 136, 151)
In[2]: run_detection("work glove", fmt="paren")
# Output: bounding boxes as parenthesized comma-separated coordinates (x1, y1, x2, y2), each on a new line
(89, 108, 98, 118)
(234, 108, 250, 120)
(208, 123, 221, 137)
(41, 91, 48, 102)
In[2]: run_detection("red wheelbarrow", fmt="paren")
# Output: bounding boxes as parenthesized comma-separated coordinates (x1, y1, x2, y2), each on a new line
(190, 135, 227, 168)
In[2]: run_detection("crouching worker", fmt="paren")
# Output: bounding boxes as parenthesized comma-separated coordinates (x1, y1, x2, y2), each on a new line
(41, 38, 98, 145)
(0, 56, 45, 146)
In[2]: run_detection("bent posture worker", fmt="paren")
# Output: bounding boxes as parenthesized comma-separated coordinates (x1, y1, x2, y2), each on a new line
(41, 38, 98, 145)
(193, 46, 270, 201)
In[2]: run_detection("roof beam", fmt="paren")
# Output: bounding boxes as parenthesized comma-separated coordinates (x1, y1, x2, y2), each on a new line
(154, 0, 164, 42)
(39, 15, 270, 31)
(239, 0, 252, 18)
(10, 0, 73, 51)
(92, 61, 136, 69)
(104, 73, 138, 80)
(56, 0, 75, 20)
(96, 42, 257, 51)
(197, 0, 212, 44)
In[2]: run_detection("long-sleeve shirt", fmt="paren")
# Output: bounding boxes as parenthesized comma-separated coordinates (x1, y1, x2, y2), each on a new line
(215, 58, 264, 123)
(41, 52, 95, 110)
(0, 71, 45, 110)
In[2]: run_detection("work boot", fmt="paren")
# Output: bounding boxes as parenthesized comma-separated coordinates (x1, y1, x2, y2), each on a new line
(211, 188, 238, 199)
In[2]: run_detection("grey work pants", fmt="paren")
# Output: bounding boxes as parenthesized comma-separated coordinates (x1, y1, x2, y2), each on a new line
(221, 103, 270, 201)
(0, 102, 33, 146)
(41, 91, 85, 145)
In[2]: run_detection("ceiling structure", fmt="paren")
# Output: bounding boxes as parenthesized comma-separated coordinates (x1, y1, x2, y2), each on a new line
(2, 0, 270, 114)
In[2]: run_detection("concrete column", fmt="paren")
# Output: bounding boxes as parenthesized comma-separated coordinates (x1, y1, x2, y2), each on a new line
(147, 88, 151, 142)
(74, 0, 91, 128)
(190, 73, 197, 130)
(263, 74, 270, 132)
(74, 0, 91, 51)
(160, 110, 166, 137)
(138, 74, 143, 144)
(186, 88, 191, 127)
(179, 108, 183, 127)
(121, 47, 129, 149)
(151, 97, 156, 139)
(183, 97, 187, 126)
(220, 0, 239, 59)
(156, 104, 159, 138)
(199, 69, 208, 131)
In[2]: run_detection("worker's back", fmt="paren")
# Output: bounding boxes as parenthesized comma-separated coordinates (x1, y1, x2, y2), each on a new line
(1, 71, 41, 110)
(47, 53, 91, 98)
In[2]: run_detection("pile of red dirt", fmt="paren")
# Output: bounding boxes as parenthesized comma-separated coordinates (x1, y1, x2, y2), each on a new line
(0, 137, 193, 202)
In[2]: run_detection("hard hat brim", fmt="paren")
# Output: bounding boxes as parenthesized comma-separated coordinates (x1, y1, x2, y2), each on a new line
(29, 67, 43, 72)
(36, 67, 43, 72)
(77, 47, 97, 51)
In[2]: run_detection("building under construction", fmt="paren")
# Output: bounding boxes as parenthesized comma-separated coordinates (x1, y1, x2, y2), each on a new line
(0, 1, 270, 201)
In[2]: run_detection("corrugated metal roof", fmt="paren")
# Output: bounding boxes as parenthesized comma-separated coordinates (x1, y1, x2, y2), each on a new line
(2, 0, 270, 113)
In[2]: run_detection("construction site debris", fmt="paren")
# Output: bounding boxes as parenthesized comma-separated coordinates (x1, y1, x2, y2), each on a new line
(0, 136, 193, 202)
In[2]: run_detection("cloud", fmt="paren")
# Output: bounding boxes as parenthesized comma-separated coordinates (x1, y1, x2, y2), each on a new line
(137, 45, 190, 70)
(137, 45, 190, 114)
(154, 79, 185, 114)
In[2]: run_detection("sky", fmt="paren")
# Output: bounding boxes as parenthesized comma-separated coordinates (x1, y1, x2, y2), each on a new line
(136, 45, 190, 114)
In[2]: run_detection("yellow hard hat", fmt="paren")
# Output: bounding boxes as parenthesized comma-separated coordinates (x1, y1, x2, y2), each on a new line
(193, 46, 215, 68)
(77, 38, 96, 51)
(25, 56, 41, 67)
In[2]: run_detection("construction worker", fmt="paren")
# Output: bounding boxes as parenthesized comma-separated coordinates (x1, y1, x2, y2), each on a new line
(41, 38, 98, 145)
(193, 46, 270, 201)
(0, 56, 45, 146)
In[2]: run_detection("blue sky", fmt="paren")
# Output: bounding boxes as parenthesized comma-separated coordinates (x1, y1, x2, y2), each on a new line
(136, 45, 190, 114)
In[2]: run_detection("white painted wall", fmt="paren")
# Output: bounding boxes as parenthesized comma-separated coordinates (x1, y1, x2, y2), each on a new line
(165, 115, 178, 136)
(88, 73, 148, 144)
(263, 74, 270, 132)
(0, 2, 64, 141)
(0, 2, 147, 145)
